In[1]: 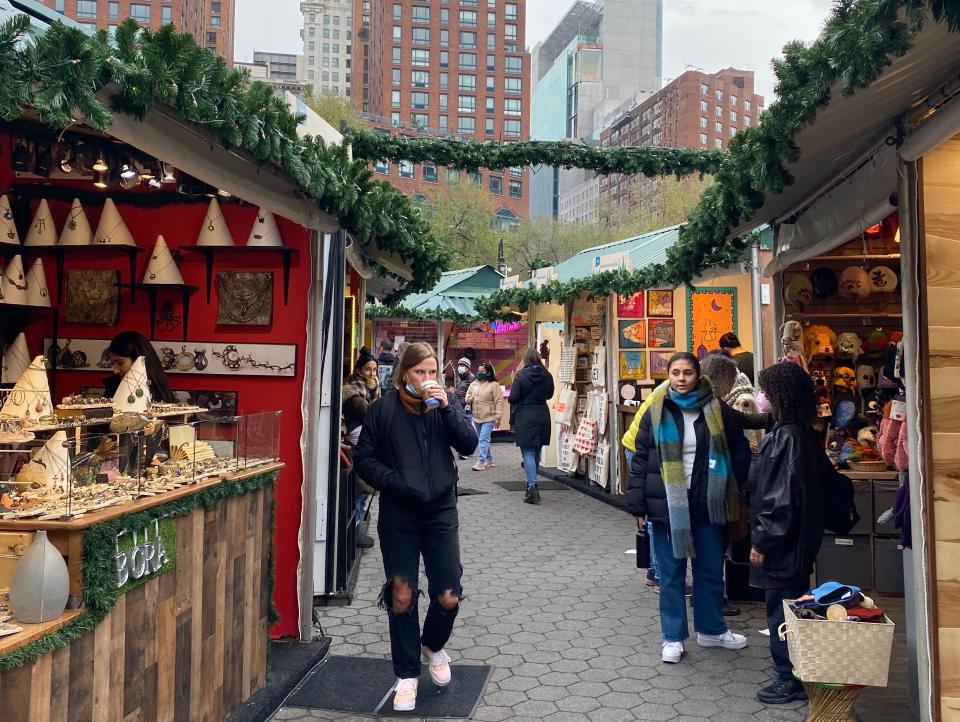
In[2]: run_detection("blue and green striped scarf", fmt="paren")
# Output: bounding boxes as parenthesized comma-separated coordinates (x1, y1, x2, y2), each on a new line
(648, 378, 739, 558)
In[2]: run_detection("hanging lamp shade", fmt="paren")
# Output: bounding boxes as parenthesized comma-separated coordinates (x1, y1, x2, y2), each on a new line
(23, 199, 57, 247)
(142, 235, 185, 285)
(2, 255, 30, 305)
(93, 198, 136, 246)
(0, 355, 52, 420)
(196, 197, 234, 246)
(112, 356, 151, 413)
(2, 333, 30, 384)
(58, 198, 93, 246)
(25, 258, 51, 307)
(246, 207, 283, 247)
(0, 195, 20, 246)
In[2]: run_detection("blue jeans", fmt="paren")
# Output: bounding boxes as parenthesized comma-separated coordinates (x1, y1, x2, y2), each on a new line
(766, 584, 808, 682)
(474, 421, 495, 464)
(651, 520, 727, 642)
(355, 492, 369, 524)
(625, 450, 658, 581)
(520, 446, 540, 488)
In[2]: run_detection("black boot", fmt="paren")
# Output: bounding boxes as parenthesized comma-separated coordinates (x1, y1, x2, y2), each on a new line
(524, 484, 541, 505)
(757, 679, 807, 705)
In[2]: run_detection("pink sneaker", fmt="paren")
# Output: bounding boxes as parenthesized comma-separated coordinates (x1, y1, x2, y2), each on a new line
(471, 463, 486, 471)
(422, 646, 452, 686)
(393, 677, 418, 711)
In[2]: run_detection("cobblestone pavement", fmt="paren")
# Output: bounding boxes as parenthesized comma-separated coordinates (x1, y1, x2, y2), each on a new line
(274, 445, 833, 721)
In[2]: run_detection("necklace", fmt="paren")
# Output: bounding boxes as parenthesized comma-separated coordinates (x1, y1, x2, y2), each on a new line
(123, 361, 149, 404)
(66, 205, 84, 231)
(95, 218, 125, 244)
(7, 367, 51, 418)
(5, 267, 26, 291)
(218, 272, 271, 323)
(206, 208, 225, 232)
(147, 252, 177, 281)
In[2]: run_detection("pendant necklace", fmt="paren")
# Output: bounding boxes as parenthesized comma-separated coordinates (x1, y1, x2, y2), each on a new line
(148, 253, 177, 281)
(207, 209, 225, 232)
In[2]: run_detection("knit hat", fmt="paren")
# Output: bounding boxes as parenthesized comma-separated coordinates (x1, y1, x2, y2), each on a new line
(457, 357, 472, 369)
(700, 354, 738, 399)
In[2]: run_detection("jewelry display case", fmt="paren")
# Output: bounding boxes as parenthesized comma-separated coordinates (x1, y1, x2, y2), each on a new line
(237, 411, 282, 471)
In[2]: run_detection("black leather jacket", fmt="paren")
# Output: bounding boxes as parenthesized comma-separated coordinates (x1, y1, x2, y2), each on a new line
(749, 421, 826, 587)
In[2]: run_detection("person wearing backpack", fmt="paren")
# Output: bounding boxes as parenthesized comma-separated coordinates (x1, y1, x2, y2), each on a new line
(749, 361, 828, 706)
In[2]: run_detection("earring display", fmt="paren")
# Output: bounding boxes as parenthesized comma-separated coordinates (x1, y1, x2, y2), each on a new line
(23, 199, 57, 247)
(0, 356, 53, 420)
(0, 195, 20, 245)
(142, 235, 185, 285)
(25, 258, 50, 307)
(93, 198, 136, 246)
(64, 269, 119, 324)
(246, 207, 283, 247)
(58, 198, 93, 246)
(216, 271, 273, 325)
(2, 255, 30, 306)
(112, 356, 152, 413)
(196, 197, 234, 247)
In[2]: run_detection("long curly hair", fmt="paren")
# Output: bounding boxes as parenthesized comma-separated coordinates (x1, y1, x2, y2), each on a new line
(757, 362, 817, 424)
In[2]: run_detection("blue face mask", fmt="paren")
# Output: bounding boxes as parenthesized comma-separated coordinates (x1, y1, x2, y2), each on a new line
(405, 383, 418, 395)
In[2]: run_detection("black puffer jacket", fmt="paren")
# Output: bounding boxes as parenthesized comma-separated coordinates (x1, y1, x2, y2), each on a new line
(626, 400, 751, 524)
(354, 390, 478, 506)
(749, 422, 826, 588)
(508, 363, 555, 447)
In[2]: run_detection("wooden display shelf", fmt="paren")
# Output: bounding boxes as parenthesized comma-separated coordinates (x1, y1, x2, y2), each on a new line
(785, 312, 903, 319)
(116, 282, 198, 341)
(25, 244, 145, 301)
(179, 245, 298, 304)
(0, 608, 83, 656)
(841, 469, 899, 481)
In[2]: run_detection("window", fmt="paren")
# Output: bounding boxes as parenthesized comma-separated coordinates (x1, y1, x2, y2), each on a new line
(485, 118, 494, 135)
(332, 71, 339, 81)
(460, 10, 477, 26)
(440, 8, 449, 24)
(505, 3, 518, 19)
(412, 5, 430, 22)
(730, 110, 737, 122)
(391, 90, 401, 108)
(440, 29, 449, 46)
(486, 34, 496, 50)
(487, 12, 497, 28)
(459, 31, 476, 47)
(744, 116, 752, 127)
(322, 43, 329, 53)
(308, 56, 315, 66)
(485, 96, 494, 113)
(504, 24, 517, 40)
(458, 73, 476, 90)
(333, 44, 339, 53)
(308, 11, 313, 22)
(730, 94, 738, 107)
(715, 121, 722, 133)
(486, 54, 496, 71)
(411, 70, 429, 87)
(715, 105, 723, 117)
(308, 70, 315, 80)
(333, 29, 339, 39)
(469, 171, 482, 185)
(323, 28, 330, 37)
(458, 95, 476, 112)
(423, 163, 438, 182)
(412, 113, 428, 126)
(333, 15, 340, 25)
(412, 49, 430, 66)
(392, 26, 402, 41)
(76, 0, 97, 18)
(459, 52, 477, 69)
(745, 100, 752, 112)
(392, 3, 401, 20)
(700, 82, 708, 95)
(308, 41, 315, 51)
(715, 89, 723, 101)
(504, 77, 521, 94)
(440, 50, 449, 67)
(391, 47, 401, 64)
(322, 57, 329, 67)
(715, 138, 724, 149)
(412, 27, 430, 44)
(206, 31, 217, 43)
(505, 56, 522, 73)
(699, 133, 707, 145)
(391, 112, 401, 126)
(411, 92, 429, 109)
(54, 0, 65, 10)
(509, 179, 522, 198)
(108, 1, 118, 19)
(489, 175, 503, 195)
(439, 93, 448, 110)
(439, 72, 449, 89)
(439, 115, 449, 130)
(509, 167, 523, 177)
(374, 159, 390, 174)
(458, 116, 476, 133)
(504, 98, 521, 116)
(324, 14, 330, 24)
(699, 117, 707, 129)
(486, 76, 495, 92)
(699, 100, 708, 112)
(309, 27, 316, 37)
(504, 119, 520, 136)
(211, 16, 221, 27)
(730, 126, 737, 137)
(447, 168, 460, 183)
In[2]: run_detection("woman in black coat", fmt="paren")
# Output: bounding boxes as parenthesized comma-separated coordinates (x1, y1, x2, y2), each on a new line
(508, 347, 555, 505)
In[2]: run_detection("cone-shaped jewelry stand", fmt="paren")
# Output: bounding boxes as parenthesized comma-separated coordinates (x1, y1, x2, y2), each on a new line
(0, 195, 20, 246)
(1, 356, 52, 420)
(58, 198, 93, 246)
(112, 356, 152, 413)
(196, 197, 234, 246)
(246, 207, 284, 247)
(25, 258, 51, 307)
(2, 255, 30, 305)
(142, 235, 185, 285)
(2, 333, 30, 384)
(18, 431, 70, 492)
(93, 198, 136, 246)
(23, 199, 57, 247)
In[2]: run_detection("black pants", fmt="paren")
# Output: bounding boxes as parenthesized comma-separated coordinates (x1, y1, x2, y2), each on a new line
(765, 583, 808, 682)
(378, 495, 463, 678)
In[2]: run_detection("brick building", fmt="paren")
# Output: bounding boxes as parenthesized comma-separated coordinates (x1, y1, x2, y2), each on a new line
(352, 0, 530, 221)
(43, 0, 234, 63)
(597, 68, 764, 224)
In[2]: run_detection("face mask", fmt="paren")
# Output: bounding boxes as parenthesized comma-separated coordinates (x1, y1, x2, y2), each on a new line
(477, 372, 487, 381)
(457, 366, 468, 376)
(405, 382, 418, 396)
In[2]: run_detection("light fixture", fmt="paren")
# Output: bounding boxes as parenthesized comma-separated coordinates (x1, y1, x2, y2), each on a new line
(92, 155, 108, 173)
(139, 161, 156, 180)
(217, 188, 232, 197)
(160, 162, 176, 184)
(148, 178, 163, 189)
(34, 145, 53, 177)
(119, 163, 141, 189)
(58, 149, 74, 174)
(92, 168, 109, 188)
(11, 141, 30, 172)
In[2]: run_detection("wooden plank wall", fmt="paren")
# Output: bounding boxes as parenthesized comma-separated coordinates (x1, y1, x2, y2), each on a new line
(0, 485, 272, 722)
(921, 135, 960, 720)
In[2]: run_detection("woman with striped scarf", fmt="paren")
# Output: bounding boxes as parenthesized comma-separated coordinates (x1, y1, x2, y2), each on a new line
(626, 352, 752, 664)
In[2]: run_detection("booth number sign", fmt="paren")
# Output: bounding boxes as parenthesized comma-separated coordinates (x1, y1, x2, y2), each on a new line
(115, 519, 175, 589)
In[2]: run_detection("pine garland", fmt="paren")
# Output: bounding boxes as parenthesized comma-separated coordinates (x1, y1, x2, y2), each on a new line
(0, 16, 448, 295)
(0, 471, 278, 671)
(365, 303, 480, 325)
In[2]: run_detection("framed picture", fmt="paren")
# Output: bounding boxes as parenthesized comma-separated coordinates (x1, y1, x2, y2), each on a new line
(650, 351, 673, 380)
(172, 389, 239, 412)
(648, 319, 676, 349)
(617, 292, 645, 318)
(619, 351, 646, 380)
(647, 289, 674, 318)
(618, 320, 647, 349)
(618, 380, 641, 405)
(65, 269, 119, 325)
(217, 271, 273, 326)
(687, 287, 738, 358)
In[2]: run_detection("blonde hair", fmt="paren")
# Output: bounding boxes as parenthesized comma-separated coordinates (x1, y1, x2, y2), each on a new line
(392, 342, 439, 389)
(521, 347, 542, 367)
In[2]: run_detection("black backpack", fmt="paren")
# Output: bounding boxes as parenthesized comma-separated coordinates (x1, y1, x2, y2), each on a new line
(820, 455, 861, 534)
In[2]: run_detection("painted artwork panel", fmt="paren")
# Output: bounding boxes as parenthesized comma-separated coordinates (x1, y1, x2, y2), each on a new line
(686, 287, 738, 359)
(619, 351, 646, 380)
(617, 292, 645, 319)
(647, 289, 674, 318)
(618, 320, 647, 349)
(647, 319, 675, 349)
(650, 351, 673, 380)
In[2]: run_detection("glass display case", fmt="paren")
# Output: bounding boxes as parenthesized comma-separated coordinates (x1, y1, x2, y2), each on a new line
(237, 411, 282, 471)
(161, 415, 240, 483)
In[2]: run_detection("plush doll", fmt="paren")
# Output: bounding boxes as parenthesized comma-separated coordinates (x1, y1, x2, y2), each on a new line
(785, 275, 814, 309)
(832, 366, 857, 393)
(839, 266, 872, 298)
(805, 324, 838, 359)
(861, 328, 890, 357)
(857, 424, 878, 445)
(837, 332, 862, 361)
(862, 389, 883, 422)
(779, 321, 808, 370)
(826, 429, 844, 466)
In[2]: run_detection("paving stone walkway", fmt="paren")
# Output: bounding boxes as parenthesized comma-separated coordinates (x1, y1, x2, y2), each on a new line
(274, 445, 872, 721)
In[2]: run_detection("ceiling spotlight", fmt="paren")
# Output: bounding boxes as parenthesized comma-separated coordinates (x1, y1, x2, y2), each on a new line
(34, 145, 53, 178)
(92, 155, 108, 173)
(58, 150, 74, 174)
(11, 141, 30, 172)
(139, 162, 156, 180)
(119, 164, 141, 189)
(160, 163, 176, 184)
(92, 168, 109, 189)
(217, 188, 232, 197)
(148, 178, 163, 189)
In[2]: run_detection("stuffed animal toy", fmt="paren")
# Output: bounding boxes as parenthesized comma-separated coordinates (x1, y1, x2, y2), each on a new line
(837, 332, 862, 360)
(839, 266, 872, 298)
(861, 328, 889, 357)
(786, 275, 814, 309)
(779, 321, 807, 368)
(856, 364, 876, 390)
(857, 424, 879, 445)
(805, 324, 838, 359)
(826, 429, 844, 466)
(832, 366, 857, 392)
(869, 265, 898, 294)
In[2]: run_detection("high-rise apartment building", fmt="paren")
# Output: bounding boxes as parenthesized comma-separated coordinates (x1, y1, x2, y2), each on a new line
(44, 0, 234, 63)
(300, 0, 353, 97)
(236, 51, 309, 95)
(597, 67, 764, 225)
(350, 0, 531, 222)
(530, 0, 663, 220)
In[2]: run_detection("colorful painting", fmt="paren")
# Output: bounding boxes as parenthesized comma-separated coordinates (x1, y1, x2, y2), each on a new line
(647, 289, 674, 318)
(648, 319, 675, 349)
(650, 351, 674, 380)
(687, 287, 738, 359)
(619, 351, 646, 380)
(618, 320, 647, 349)
(617, 292, 645, 318)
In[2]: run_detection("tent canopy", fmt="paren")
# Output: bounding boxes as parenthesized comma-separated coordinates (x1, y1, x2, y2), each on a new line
(400, 265, 506, 317)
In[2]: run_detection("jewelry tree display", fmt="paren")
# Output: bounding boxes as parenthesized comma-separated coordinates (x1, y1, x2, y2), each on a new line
(112, 356, 151, 413)
(26, 258, 50, 307)
(23, 199, 56, 247)
(1, 332, 30, 384)
(142, 235, 185, 285)
(58, 198, 93, 246)
(2, 254, 30, 305)
(93, 198, 135, 246)
(0, 355, 53, 420)
(0, 194, 20, 245)
(246, 207, 283, 247)
(196, 197, 234, 246)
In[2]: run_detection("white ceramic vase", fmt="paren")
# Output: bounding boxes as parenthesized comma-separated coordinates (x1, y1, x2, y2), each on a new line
(9, 530, 70, 623)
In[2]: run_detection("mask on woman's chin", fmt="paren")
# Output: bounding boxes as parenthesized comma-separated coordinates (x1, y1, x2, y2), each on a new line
(405, 382, 418, 396)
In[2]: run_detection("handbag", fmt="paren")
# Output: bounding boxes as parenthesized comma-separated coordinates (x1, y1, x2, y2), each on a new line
(573, 418, 598, 456)
(635, 524, 652, 570)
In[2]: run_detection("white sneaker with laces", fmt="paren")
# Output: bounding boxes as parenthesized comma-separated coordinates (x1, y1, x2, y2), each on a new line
(661, 641, 684, 663)
(697, 630, 748, 649)
(393, 677, 418, 711)
(422, 646, 452, 686)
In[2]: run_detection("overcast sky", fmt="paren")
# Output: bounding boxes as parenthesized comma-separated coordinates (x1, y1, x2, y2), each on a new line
(235, 0, 834, 102)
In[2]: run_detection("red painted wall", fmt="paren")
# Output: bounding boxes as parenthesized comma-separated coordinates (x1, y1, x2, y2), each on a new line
(1, 137, 309, 638)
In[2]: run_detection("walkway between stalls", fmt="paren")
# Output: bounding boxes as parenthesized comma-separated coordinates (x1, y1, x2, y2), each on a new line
(275, 445, 909, 722)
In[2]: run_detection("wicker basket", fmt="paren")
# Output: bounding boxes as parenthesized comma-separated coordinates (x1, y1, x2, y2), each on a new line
(847, 460, 888, 472)
(779, 601, 895, 686)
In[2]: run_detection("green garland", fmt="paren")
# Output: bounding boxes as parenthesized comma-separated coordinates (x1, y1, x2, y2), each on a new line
(475, 0, 960, 320)
(345, 129, 724, 177)
(0, 471, 278, 671)
(365, 303, 480, 325)
(0, 16, 448, 295)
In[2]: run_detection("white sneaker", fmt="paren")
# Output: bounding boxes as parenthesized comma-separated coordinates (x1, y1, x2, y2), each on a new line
(393, 677, 418, 711)
(697, 630, 747, 649)
(661, 641, 684, 663)
(422, 646, 452, 686)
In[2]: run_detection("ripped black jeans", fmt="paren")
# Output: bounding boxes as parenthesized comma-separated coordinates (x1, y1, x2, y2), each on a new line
(377, 494, 463, 678)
